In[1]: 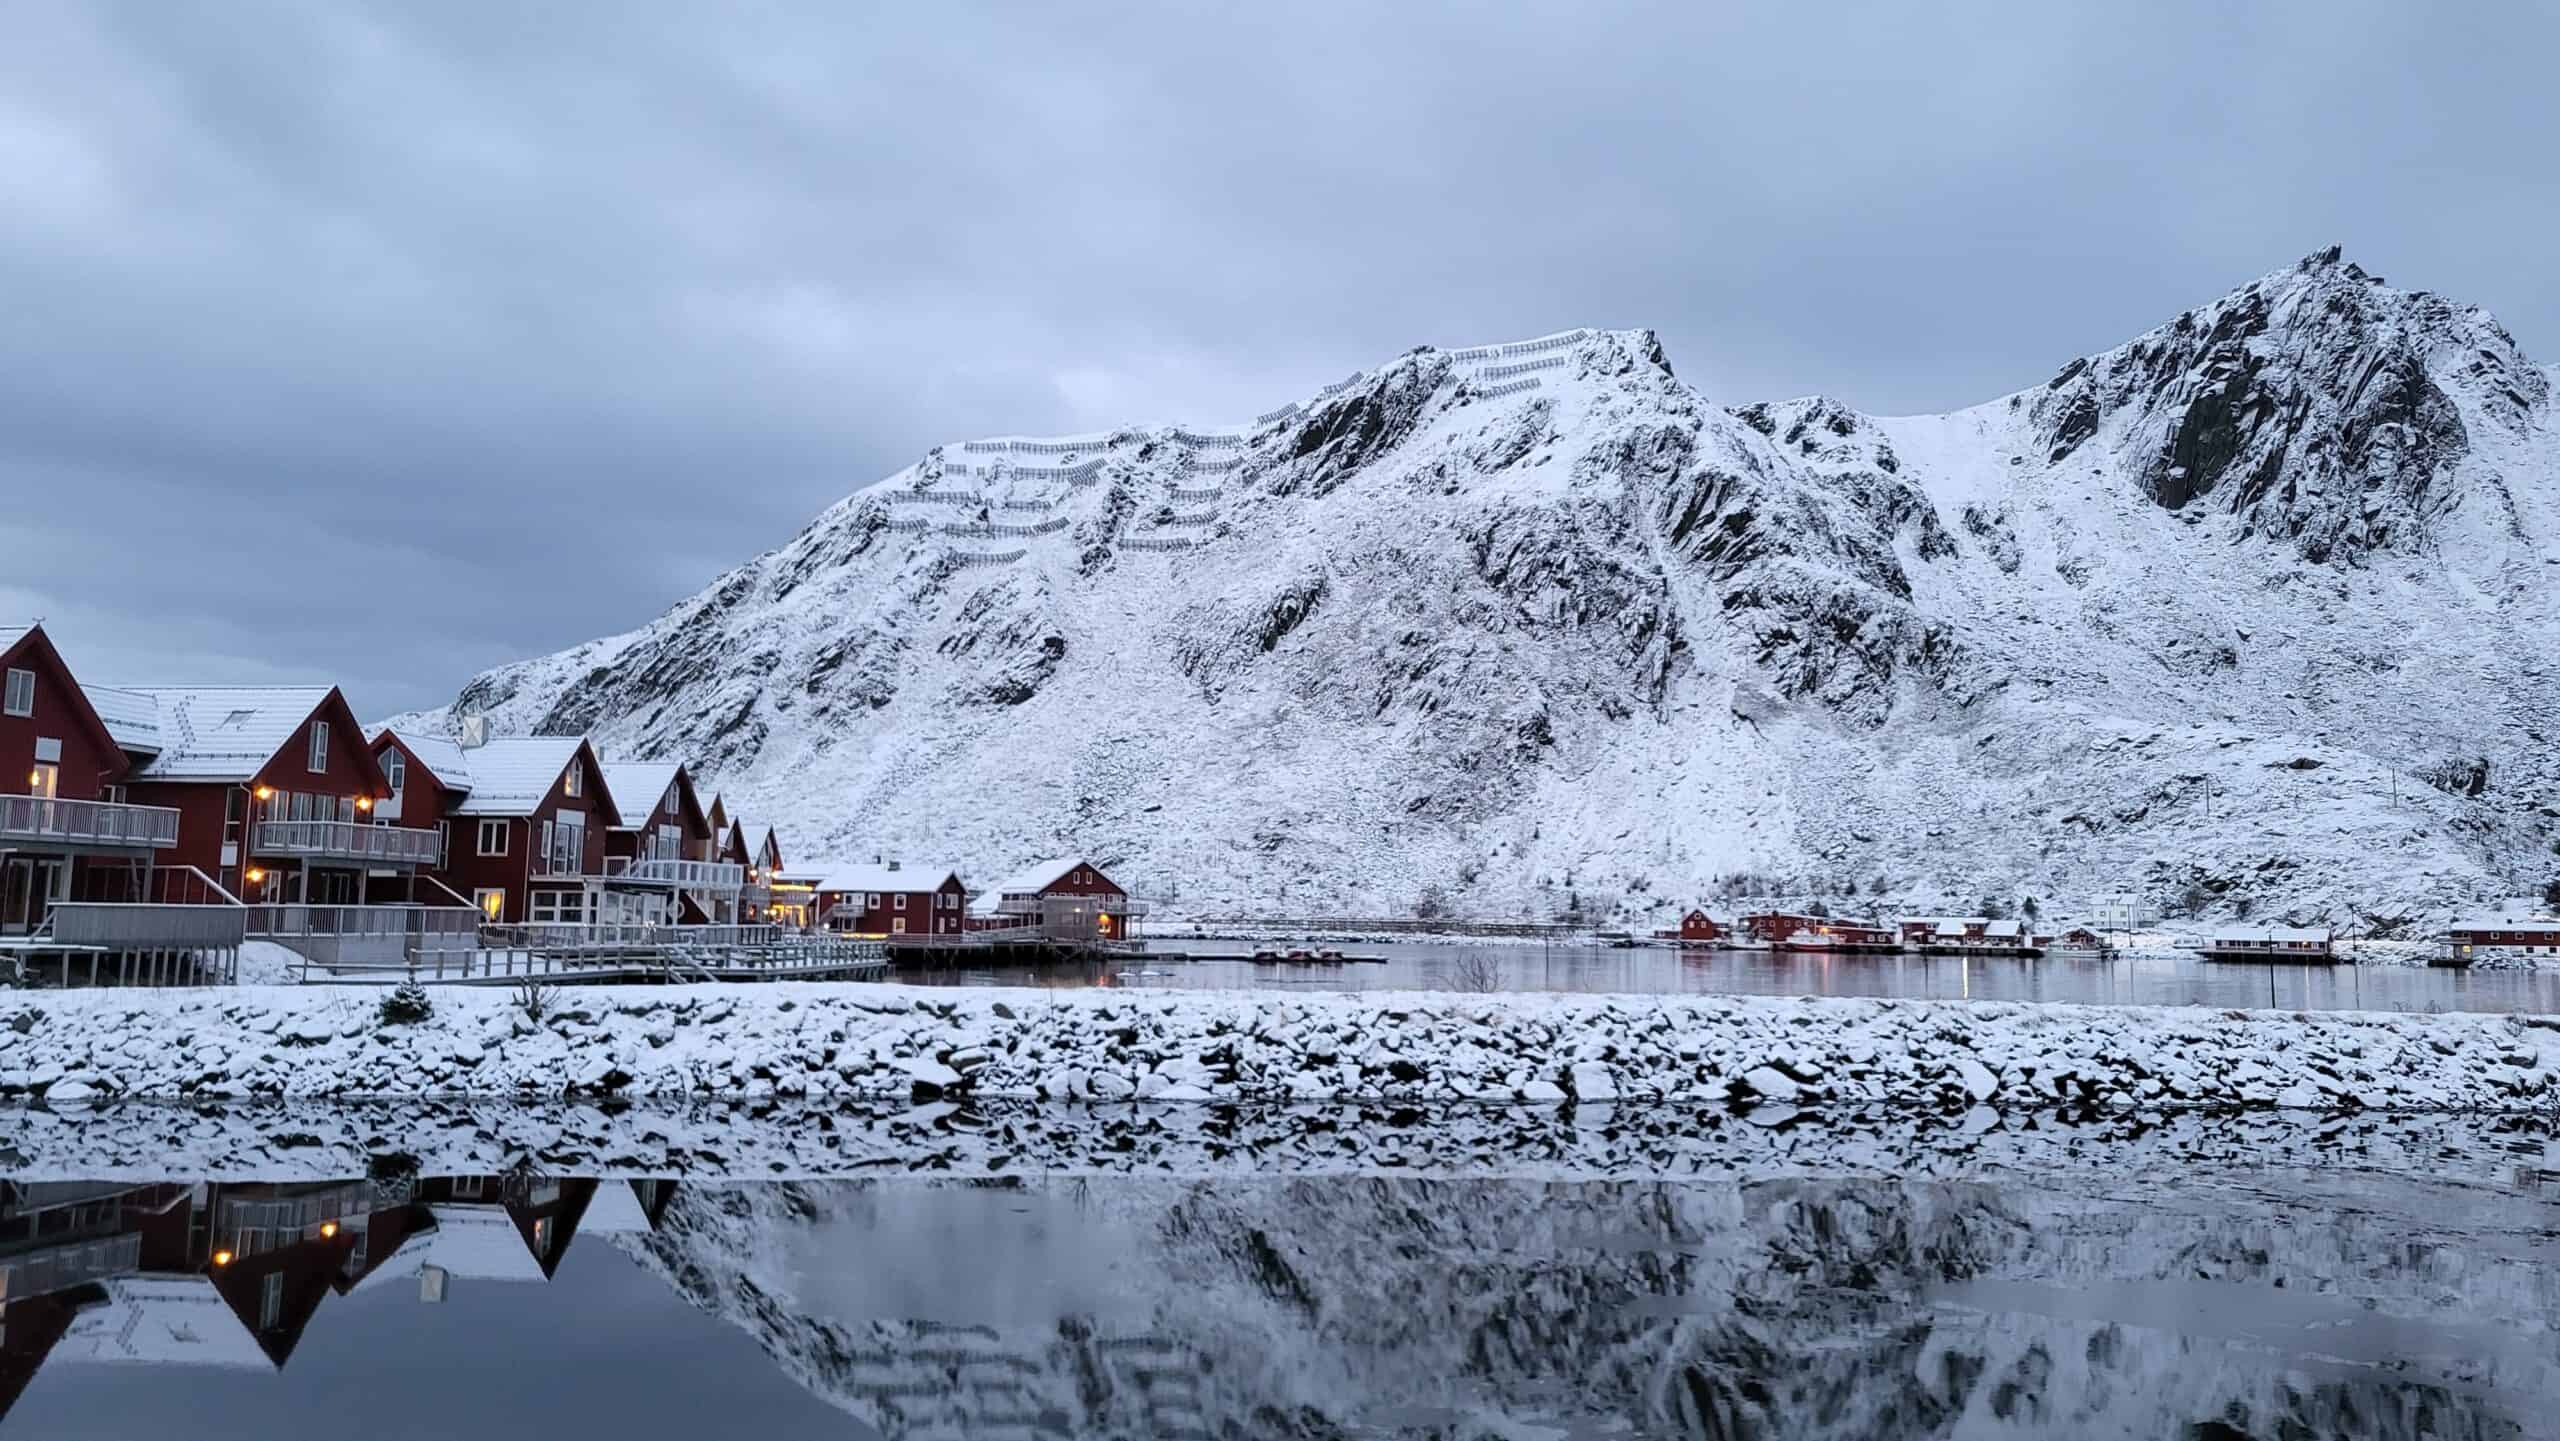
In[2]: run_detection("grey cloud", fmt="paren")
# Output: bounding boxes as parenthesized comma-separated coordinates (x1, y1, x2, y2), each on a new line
(4, 0, 2553, 712)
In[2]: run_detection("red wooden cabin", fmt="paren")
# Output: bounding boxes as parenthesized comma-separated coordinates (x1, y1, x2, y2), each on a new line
(817, 861, 969, 938)
(0, 624, 182, 934)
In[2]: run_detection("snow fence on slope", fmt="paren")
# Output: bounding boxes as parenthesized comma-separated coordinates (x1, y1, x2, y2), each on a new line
(5, 986, 2559, 1111)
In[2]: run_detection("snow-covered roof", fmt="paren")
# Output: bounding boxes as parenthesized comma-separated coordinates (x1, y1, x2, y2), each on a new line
(80, 685, 332, 781)
(576, 1181, 653, 1236)
(80, 683, 163, 752)
(446, 736, 590, 817)
(1982, 919, 2024, 938)
(418, 1206, 549, 1282)
(57, 1277, 270, 1370)
(995, 857, 1097, 895)
(377, 728, 475, 793)
(2207, 926, 2332, 943)
(816, 862, 963, 895)
(601, 762, 682, 829)
(2453, 916, 2560, 932)
(1903, 915, 1990, 929)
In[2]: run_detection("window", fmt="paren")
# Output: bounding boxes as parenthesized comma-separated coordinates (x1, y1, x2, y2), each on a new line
(27, 762, 57, 800)
(563, 763, 580, 798)
(893, 893, 906, 910)
(867, 891, 881, 907)
(477, 819, 508, 856)
(383, 749, 405, 796)
(452, 1175, 485, 1199)
(892, 918, 906, 934)
(259, 1272, 284, 1330)
(2, 668, 31, 717)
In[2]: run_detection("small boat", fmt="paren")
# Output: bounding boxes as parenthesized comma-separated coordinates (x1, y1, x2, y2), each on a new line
(1285, 948, 1314, 962)
(1251, 949, 1283, 963)
(1315, 947, 1346, 962)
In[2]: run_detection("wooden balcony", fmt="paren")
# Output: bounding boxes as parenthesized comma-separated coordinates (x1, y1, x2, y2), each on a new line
(0, 793, 181, 853)
(42, 901, 248, 950)
(253, 818, 443, 868)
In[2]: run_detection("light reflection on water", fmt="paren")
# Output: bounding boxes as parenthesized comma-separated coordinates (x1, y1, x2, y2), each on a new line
(6, 1110, 2559, 1438)
(901, 938, 2560, 1014)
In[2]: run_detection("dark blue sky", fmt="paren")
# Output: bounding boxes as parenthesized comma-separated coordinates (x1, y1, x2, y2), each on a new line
(5, 0, 2553, 713)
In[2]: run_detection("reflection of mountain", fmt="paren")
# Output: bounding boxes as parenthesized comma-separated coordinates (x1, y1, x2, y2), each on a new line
(0, 1175, 679, 1423)
(620, 1173, 2559, 1440)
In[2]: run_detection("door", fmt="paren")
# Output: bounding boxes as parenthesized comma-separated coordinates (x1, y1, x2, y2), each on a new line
(2, 856, 66, 935)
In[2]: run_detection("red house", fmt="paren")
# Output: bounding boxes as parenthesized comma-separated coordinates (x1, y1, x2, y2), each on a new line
(0, 624, 181, 934)
(373, 731, 620, 924)
(599, 761, 734, 923)
(983, 856, 1142, 943)
(1745, 910, 1896, 952)
(721, 815, 786, 922)
(816, 861, 969, 938)
(79, 683, 439, 905)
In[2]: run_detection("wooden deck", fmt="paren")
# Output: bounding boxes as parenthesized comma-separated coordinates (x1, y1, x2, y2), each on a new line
(299, 935, 890, 986)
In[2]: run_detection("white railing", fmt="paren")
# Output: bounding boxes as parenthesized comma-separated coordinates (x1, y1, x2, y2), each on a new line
(247, 904, 481, 968)
(254, 819, 443, 867)
(0, 794, 181, 849)
(0, 1231, 141, 1301)
(491, 921, 780, 950)
(45, 901, 247, 949)
(603, 856, 746, 889)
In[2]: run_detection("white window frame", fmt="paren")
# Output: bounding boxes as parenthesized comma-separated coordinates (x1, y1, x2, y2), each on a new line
(383, 749, 405, 796)
(892, 917, 906, 934)
(2, 668, 32, 718)
(477, 819, 508, 856)
(259, 1271, 284, 1330)
(893, 892, 906, 911)
(452, 1175, 485, 1199)
(564, 763, 581, 798)
(307, 720, 329, 773)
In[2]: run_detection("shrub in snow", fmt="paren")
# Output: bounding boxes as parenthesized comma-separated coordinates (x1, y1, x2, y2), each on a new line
(377, 983, 433, 1027)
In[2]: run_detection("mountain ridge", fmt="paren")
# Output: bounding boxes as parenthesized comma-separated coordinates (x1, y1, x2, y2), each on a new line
(395, 251, 2560, 928)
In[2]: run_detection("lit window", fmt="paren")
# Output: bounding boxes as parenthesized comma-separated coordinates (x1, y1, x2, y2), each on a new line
(2, 668, 31, 717)
(307, 720, 329, 773)
(564, 763, 581, 798)
(476, 889, 503, 920)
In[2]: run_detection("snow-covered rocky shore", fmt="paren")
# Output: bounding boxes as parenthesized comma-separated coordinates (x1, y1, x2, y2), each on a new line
(6, 983, 2559, 1112)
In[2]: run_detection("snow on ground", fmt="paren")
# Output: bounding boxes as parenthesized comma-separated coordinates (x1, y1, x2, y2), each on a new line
(232, 940, 306, 986)
(7, 1094, 2557, 1186)
(5, 982, 2558, 1112)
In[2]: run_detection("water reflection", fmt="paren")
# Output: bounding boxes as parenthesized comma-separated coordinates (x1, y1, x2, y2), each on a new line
(908, 940, 2560, 1015)
(8, 1130, 2559, 1438)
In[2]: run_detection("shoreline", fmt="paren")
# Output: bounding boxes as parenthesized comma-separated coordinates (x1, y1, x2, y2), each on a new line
(5, 982, 2556, 1112)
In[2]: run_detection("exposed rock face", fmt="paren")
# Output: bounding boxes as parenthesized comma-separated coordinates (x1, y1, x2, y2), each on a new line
(395, 259, 2560, 925)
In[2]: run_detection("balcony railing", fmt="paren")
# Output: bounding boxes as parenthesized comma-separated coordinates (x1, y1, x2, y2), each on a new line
(0, 1231, 142, 1303)
(253, 819, 443, 868)
(603, 856, 746, 889)
(0, 794, 181, 851)
(246, 904, 481, 969)
(45, 902, 247, 950)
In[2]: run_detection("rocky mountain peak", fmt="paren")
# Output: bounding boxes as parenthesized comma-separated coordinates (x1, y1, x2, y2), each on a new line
(2027, 248, 2544, 564)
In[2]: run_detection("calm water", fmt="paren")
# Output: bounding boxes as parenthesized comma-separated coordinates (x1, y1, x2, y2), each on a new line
(8, 1108, 2560, 1438)
(905, 937, 2560, 1014)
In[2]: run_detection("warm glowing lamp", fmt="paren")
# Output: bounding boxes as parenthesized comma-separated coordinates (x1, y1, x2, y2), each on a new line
(245, 868, 266, 884)
(355, 796, 373, 811)
(319, 1220, 339, 1239)
(212, 1249, 235, 1267)
(254, 785, 272, 800)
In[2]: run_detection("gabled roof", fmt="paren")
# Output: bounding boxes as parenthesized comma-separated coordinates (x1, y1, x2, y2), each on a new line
(2454, 916, 2560, 932)
(0, 624, 131, 767)
(82, 685, 372, 785)
(445, 736, 614, 819)
(600, 762, 684, 830)
(373, 728, 476, 794)
(730, 816, 781, 868)
(995, 857, 1100, 895)
(816, 862, 965, 895)
(57, 1277, 271, 1370)
(80, 684, 163, 753)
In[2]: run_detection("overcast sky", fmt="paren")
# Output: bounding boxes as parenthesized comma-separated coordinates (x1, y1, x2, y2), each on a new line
(6, 1, 2554, 715)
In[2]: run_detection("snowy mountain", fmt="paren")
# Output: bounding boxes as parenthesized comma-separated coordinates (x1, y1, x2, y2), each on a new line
(618, 1172, 2557, 1438)
(401, 249, 2560, 928)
